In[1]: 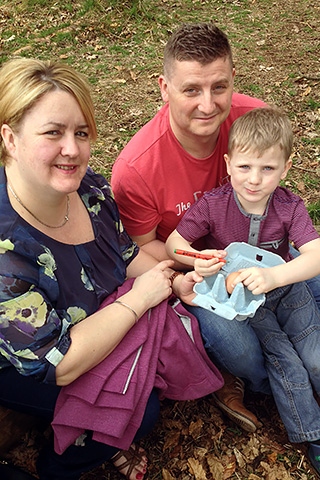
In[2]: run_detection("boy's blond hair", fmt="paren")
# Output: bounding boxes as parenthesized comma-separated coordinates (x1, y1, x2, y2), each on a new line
(228, 108, 293, 160)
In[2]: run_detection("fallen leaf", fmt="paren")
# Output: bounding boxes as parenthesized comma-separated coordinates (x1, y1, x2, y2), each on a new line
(223, 459, 237, 479)
(302, 86, 312, 96)
(234, 447, 246, 468)
(189, 418, 204, 439)
(188, 457, 207, 479)
(206, 453, 225, 480)
(162, 468, 176, 480)
(163, 430, 181, 450)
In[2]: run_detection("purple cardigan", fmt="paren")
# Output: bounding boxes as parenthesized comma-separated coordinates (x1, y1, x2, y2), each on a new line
(52, 279, 223, 452)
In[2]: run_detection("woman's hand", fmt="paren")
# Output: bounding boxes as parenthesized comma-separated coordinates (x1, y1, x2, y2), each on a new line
(131, 260, 174, 309)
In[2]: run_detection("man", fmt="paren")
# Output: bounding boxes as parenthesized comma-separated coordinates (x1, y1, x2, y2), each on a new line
(111, 22, 269, 432)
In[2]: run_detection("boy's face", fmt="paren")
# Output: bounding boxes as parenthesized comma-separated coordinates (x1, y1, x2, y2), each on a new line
(224, 145, 292, 214)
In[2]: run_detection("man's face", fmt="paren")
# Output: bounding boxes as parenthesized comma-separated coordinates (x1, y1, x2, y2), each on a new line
(159, 57, 235, 150)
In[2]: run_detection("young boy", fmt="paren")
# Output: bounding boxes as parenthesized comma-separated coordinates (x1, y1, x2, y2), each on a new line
(166, 108, 320, 473)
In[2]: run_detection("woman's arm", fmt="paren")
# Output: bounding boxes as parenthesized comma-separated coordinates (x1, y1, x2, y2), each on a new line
(55, 259, 174, 385)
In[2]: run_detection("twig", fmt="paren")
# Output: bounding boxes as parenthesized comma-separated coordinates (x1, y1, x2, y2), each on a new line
(294, 75, 320, 82)
(292, 164, 320, 174)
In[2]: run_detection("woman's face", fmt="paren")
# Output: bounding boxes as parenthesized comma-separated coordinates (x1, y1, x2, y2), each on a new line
(5, 90, 91, 195)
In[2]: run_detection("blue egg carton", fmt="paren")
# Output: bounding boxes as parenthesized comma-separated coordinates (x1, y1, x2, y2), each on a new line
(193, 242, 285, 321)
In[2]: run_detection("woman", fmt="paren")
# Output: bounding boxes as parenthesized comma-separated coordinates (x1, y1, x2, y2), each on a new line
(0, 58, 223, 480)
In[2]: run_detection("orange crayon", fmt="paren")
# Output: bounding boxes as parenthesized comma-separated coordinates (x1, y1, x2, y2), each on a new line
(174, 249, 227, 263)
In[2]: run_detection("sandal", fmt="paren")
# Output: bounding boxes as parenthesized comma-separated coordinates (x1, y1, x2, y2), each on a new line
(112, 444, 148, 480)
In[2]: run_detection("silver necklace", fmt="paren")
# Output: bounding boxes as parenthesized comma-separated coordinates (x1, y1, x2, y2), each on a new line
(8, 184, 70, 229)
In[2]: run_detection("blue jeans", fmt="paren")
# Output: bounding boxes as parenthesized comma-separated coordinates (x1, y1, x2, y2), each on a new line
(184, 303, 271, 394)
(250, 281, 320, 443)
(184, 248, 320, 396)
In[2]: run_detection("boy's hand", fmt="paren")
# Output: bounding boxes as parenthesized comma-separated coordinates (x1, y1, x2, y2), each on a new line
(194, 255, 226, 277)
(236, 267, 278, 295)
(171, 270, 203, 305)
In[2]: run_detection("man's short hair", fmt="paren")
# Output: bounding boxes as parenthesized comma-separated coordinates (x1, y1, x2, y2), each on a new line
(164, 22, 233, 78)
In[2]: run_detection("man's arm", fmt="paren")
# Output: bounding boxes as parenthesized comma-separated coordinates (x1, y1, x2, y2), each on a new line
(132, 227, 190, 270)
(131, 227, 168, 261)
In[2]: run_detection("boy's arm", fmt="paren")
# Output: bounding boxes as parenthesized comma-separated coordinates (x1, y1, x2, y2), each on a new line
(132, 228, 191, 271)
(236, 238, 320, 295)
(166, 229, 227, 274)
(274, 238, 320, 285)
(166, 229, 195, 267)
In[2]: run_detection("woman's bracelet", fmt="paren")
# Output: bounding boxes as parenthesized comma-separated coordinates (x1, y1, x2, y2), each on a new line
(114, 300, 139, 324)
(169, 271, 184, 288)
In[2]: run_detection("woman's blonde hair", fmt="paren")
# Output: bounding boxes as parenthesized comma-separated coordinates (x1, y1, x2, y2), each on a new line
(228, 107, 293, 161)
(0, 57, 97, 164)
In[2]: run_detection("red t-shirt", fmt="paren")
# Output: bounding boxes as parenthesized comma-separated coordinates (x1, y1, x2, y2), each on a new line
(111, 93, 266, 242)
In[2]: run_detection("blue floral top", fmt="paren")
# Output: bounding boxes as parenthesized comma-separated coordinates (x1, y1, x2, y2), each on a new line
(0, 167, 139, 384)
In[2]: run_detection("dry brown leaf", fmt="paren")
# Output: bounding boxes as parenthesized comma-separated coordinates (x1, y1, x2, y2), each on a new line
(260, 461, 295, 479)
(267, 451, 278, 463)
(223, 459, 237, 479)
(130, 70, 138, 81)
(297, 181, 306, 192)
(13, 45, 32, 54)
(234, 447, 246, 468)
(187, 457, 207, 479)
(257, 435, 287, 454)
(241, 435, 261, 460)
(163, 430, 181, 451)
(189, 418, 204, 438)
(302, 86, 312, 97)
(194, 446, 209, 460)
(162, 468, 176, 480)
(206, 453, 225, 480)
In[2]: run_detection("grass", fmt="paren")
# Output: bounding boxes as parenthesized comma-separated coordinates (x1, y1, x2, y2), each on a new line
(0, 0, 319, 193)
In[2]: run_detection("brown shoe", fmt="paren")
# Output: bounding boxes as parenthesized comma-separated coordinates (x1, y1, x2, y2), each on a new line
(212, 372, 262, 433)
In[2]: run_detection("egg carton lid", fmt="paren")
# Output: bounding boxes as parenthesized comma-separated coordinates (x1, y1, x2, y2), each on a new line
(193, 242, 285, 321)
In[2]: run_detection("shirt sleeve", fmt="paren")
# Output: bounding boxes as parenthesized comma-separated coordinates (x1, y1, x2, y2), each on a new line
(0, 273, 72, 384)
(288, 196, 320, 249)
(176, 196, 212, 243)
